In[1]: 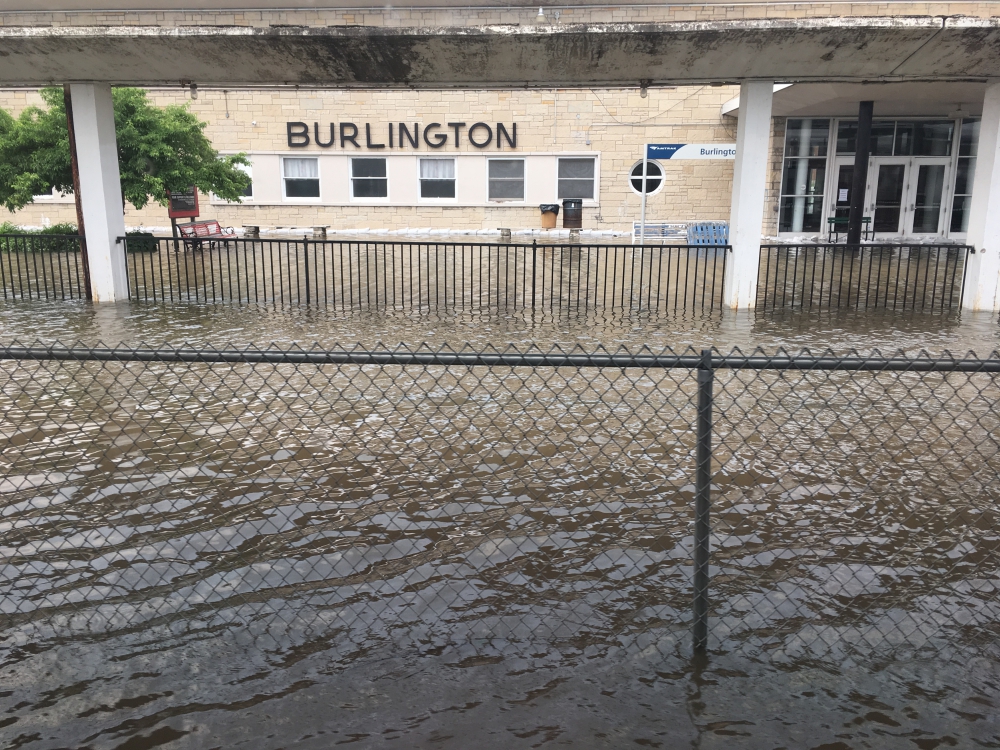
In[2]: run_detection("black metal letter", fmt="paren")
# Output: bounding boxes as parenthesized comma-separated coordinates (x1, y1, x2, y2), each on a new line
(340, 122, 360, 148)
(399, 123, 419, 149)
(314, 122, 335, 148)
(468, 122, 493, 148)
(497, 123, 516, 149)
(423, 123, 447, 149)
(287, 121, 310, 148)
(365, 123, 386, 149)
(448, 122, 466, 147)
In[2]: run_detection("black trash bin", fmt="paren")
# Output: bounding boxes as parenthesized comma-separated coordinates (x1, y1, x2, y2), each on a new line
(562, 199, 583, 229)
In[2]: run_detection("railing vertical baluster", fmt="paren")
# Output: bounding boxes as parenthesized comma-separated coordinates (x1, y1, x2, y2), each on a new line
(693, 347, 714, 653)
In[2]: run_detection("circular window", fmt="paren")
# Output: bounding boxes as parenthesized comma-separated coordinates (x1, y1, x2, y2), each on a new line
(629, 160, 664, 195)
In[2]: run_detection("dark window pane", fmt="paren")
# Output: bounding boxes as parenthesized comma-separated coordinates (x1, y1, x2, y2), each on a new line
(784, 119, 829, 157)
(489, 180, 524, 200)
(779, 196, 824, 232)
(873, 164, 905, 232)
(955, 157, 976, 196)
(912, 164, 945, 233)
(558, 179, 593, 200)
(913, 121, 954, 156)
(960, 118, 980, 157)
(781, 158, 826, 196)
(951, 195, 971, 233)
(894, 122, 914, 156)
(837, 121, 857, 154)
(871, 121, 895, 156)
(558, 158, 595, 179)
(420, 179, 455, 198)
(285, 178, 319, 198)
(242, 180, 253, 198)
(352, 178, 387, 198)
(489, 160, 524, 179)
(352, 158, 386, 178)
(834, 164, 854, 218)
(629, 161, 663, 194)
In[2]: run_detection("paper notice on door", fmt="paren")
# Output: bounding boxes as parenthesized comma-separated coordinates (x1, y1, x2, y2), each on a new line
(838, 188, 849, 202)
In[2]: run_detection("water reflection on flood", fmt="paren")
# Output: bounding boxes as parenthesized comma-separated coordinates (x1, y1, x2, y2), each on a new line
(0, 300, 999, 749)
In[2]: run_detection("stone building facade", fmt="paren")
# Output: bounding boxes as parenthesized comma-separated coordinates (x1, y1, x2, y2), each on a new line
(0, 85, 746, 236)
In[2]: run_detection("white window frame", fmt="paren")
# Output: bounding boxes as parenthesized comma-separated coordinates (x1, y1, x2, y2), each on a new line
(628, 159, 664, 197)
(418, 157, 458, 202)
(350, 156, 390, 202)
(555, 156, 598, 203)
(281, 156, 321, 202)
(487, 157, 526, 203)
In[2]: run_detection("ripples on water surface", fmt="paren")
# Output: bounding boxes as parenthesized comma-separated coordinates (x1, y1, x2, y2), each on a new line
(0, 300, 999, 749)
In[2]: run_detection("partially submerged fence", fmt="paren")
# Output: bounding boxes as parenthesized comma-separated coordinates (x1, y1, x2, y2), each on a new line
(0, 236, 978, 313)
(124, 237, 728, 312)
(758, 243, 970, 311)
(0, 234, 88, 301)
(1, 343, 997, 663)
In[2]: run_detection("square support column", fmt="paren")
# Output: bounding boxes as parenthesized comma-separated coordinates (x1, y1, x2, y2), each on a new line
(723, 80, 774, 310)
(70, 83, 127, 302)
(963, 79, 1000, 312)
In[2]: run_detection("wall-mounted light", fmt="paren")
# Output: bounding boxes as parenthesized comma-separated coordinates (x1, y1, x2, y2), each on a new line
(536, 7, 546, 22)
(189, 83, 198, 100)
(640, 85, 648, 98)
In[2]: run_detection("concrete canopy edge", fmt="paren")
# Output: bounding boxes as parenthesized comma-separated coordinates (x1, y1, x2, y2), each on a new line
(2, 17, 1000, 86)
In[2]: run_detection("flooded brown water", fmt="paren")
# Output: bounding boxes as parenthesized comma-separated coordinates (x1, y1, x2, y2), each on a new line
(1, 300, 999, 749)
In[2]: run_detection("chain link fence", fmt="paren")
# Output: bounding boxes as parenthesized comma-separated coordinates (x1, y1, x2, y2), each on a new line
(1, 344, 998, 667)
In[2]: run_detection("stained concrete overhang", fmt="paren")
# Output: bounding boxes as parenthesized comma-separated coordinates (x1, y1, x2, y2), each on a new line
(722, 81, 990, 117)
(1, 16, 1000, 88)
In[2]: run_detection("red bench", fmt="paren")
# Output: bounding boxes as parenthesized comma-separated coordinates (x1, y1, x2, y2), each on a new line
(176, 219, 236, 250)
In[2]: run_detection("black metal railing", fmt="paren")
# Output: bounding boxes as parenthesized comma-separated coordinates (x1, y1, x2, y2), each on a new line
(1, 342, 997, 664)
(757, 243, 970, 310)
(0, 234, 88, 301)
(123, 237, 728, 312)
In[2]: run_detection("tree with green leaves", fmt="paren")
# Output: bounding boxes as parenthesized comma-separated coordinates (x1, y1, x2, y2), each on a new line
(0, 87, 250, 213)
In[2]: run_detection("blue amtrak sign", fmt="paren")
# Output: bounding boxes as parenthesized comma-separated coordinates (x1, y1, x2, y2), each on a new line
(646, 143, 737, 160)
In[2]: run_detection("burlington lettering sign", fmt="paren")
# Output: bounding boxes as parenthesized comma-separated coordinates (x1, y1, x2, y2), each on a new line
(287, 121, 518, 150)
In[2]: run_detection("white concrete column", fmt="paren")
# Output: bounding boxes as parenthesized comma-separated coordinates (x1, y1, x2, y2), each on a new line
(962, 79, 1000, 312)
(723, 80, 774, 310)
(70, 82, 127, 302)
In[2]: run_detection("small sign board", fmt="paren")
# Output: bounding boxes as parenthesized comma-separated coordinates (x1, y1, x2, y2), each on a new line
(167, 187, 199, 219)
(646, 144, 737, 160)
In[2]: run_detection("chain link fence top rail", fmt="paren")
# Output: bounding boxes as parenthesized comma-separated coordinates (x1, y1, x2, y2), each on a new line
(1, 342, 998, 667)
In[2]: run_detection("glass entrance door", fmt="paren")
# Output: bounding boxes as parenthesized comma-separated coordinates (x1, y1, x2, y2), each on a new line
(861, 158, 952, 239)
(870, 161, 907, 236)
(905, 159, 950, 235)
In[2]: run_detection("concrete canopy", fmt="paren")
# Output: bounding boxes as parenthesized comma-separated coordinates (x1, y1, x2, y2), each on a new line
(1, 16, 1000, 88)
(723, 81, 990, 117)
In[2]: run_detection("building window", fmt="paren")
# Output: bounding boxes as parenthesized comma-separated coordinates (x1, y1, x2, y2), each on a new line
(779, 118, 829, 233)
(836, 120, 954, 157)
(629, 160, 663, 195)
(419, 158, 455, 198)
(237, 163, 253, 199)
(558, 157, 596, 200)
(351, 158, 388, 199)
(488, 159, 524, 201)
(282, 157, 319, 198)
(951, 118, 979, 233)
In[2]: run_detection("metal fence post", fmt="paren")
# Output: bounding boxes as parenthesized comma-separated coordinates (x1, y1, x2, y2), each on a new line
(303, 236, 311, 305)
(693, 347, 714, 652)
